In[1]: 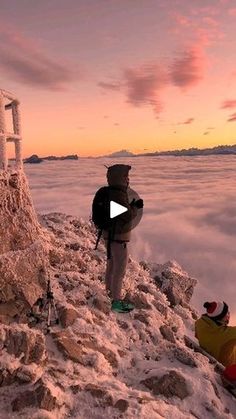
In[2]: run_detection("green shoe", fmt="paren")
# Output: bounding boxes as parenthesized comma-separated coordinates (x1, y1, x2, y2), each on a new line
(111, 300, 133, 313)
(122, 300, 135, 310)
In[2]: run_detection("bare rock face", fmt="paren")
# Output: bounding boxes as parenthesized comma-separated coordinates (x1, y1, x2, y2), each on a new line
(58, 305, 79, 327)
(0, 368, 16, 386)
(0, 365, 37, 387)
(12, 378, 57, 412)
(3, 324, 46, 364)
(0, 171, 49, 314)
(173, 347, 198, 367)
(141, 370, 191, 400)
(160, 325, 176, 343)
(151, 261, 197, 307)
(52, 330, 87, 364)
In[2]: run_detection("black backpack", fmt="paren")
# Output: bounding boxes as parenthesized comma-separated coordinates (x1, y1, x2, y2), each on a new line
(92, 186, 115, 251)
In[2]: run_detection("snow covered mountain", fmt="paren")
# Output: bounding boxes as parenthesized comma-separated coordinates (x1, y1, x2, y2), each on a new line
(1, 207, 236, 418)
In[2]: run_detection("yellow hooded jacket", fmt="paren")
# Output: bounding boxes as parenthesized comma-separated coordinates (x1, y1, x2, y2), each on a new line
(195, 315, 236, 367)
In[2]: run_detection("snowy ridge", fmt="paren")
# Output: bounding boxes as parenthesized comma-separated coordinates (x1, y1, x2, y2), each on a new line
(1, 212, 236, 418)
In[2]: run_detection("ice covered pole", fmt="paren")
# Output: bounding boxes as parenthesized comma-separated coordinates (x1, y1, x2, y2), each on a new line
(0, 90, 7, 170)
(0, 89, 23, 170)
(12, 99, 22, 169)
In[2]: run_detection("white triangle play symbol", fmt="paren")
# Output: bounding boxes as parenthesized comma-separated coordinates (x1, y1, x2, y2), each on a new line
(110, 201, 128, 219)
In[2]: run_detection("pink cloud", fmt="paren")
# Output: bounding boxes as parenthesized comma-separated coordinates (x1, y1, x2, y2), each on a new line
(221, 99, 236, 109)
(123, 64, 169, 116)
(173, 13, 191, 27)
(202, 17, 219, 27)
(170, 47, 205, 89)
(227, 112, 236, 122)
(98, 81, 121, 91)
(0, 27, 77, 90)
(228, 8, 236, 16)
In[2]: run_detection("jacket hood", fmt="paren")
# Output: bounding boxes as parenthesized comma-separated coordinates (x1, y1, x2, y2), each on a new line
(107, 164, 131, 187)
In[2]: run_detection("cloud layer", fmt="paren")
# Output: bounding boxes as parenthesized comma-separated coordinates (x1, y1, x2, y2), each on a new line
(24, 155, 236, 319)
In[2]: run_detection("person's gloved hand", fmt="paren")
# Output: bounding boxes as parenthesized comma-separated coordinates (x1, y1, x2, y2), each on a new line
(135, 199, 144, 209)
(130, 198, 144, 209)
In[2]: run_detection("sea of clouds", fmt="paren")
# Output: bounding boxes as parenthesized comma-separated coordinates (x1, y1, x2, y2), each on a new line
(25, 156, 236, 318)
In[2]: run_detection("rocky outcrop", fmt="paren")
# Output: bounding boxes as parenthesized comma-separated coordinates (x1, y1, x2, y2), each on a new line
(0, 171, 44, 253)
(148, 260, 197, 307)
(141, 370, 191, 399)
(3, 324, 46, 364)
(0, 171, 49, 317)
(24, 154, 43, 164)
(12, 379, 57, 412)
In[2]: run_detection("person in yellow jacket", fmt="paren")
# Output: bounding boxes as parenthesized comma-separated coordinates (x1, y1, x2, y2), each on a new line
(195, 301, 236, 367)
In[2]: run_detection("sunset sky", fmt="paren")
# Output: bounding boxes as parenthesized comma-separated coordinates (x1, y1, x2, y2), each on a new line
(1, 0, 236, 157)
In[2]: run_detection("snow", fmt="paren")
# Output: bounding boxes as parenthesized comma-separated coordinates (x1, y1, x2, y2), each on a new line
(1, 212, 236, 418)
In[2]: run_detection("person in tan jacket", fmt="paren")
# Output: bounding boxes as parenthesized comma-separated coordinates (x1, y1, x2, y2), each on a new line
(103, 164, 143, 313)
(195, 301, 236, 367)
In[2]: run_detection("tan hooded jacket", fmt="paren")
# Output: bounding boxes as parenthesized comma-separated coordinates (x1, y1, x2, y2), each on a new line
(103, 164, 138, 241)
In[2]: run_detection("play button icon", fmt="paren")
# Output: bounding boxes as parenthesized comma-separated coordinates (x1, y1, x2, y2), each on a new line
(110, 201, 128, 219)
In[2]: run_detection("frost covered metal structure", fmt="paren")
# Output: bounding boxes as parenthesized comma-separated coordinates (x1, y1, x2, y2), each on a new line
(0, 88, 22, 170)
(0, 89, 48, 315)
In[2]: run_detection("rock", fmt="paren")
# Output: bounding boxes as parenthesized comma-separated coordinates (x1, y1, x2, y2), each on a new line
(117, 320, 129, 330)
(139, 261, 150, 271)
(16, 366, 37, 383)
(134, 312, 150, 326)
(76, 332, 119, 369)
(70, 384, 82, 394)
(58, 306, 78, 327)
(52, 330, 86, 364)
(137, 284, 152, 293)
(93, 296, 110, 315)
(4, 326, 46, 364)
(114, 399, 129, 412)
(160, 325, 176, 343)
(152, 261, 197, 307)
(85, 383, 109, 398)
(141, 370, 191, 400)
(174, 347, 197, 367)
(152, 301, 168, 318)
(0, 171, 45, 254)
(0, 243, 48, 312)
(127, 293, 152, 310)
(68, 243, 81, 251)
(24, 154, 43, 164)
(12, 379, 57, 412)
(85, 383, 113, 407)
(0, 368, 16, 386)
